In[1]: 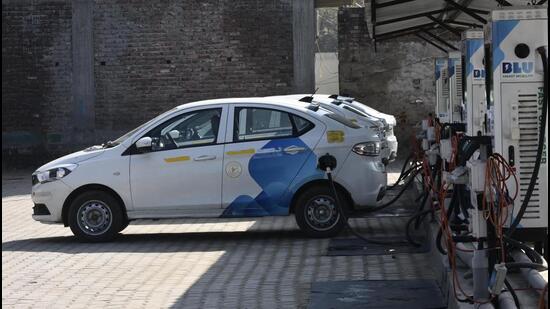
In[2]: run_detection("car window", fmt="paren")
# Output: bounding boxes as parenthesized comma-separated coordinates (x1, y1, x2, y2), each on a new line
(234, 107, 311, 142)
(112, 108, 178, 145)
(145, 108, 222, 151)
(292, 114, 314, 134)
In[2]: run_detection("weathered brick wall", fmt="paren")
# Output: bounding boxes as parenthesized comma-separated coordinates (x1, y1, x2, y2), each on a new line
(2, 0, 293, 166)
(2, 0, 73, 159)
(338, 8, 458, 158)
(93, 0, 293, 136)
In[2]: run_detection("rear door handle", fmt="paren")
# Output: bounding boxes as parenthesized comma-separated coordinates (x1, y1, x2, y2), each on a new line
(284, 145, 306, 155)
(193, 155, 216, 161)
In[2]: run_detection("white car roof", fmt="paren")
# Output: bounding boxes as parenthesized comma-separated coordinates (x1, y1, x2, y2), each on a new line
(175, 97, 312, 111)
(268, 94, 382, 121)
(170, 96, 337, 123)
(269, 94, 396, 126)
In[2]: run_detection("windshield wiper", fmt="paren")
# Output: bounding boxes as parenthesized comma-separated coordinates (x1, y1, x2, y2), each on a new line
(102, 140, 118, 148)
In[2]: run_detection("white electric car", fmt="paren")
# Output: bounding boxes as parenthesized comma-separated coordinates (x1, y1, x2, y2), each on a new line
(31, 97, 387, 242)
(274, 94, 398, 161)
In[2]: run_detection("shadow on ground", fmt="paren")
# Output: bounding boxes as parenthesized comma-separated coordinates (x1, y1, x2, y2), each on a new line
(2, 229, 307, 254)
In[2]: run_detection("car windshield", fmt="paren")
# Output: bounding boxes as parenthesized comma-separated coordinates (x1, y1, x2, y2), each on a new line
(110, 108, 178, 145)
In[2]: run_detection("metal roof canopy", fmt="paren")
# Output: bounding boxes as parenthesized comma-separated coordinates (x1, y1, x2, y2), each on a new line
(366, 0, 547, 52)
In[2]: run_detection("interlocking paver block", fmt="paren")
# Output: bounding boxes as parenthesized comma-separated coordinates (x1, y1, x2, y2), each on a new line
(2, 167, 435, 308)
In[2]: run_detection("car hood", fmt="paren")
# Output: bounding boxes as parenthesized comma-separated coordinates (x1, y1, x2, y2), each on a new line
(36, 146, 105, 172)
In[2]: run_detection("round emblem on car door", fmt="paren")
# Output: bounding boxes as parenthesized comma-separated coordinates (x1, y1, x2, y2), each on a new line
(225, 161, 242, 178)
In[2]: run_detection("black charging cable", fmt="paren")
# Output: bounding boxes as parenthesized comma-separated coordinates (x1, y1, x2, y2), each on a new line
(318, 153, 409, 245)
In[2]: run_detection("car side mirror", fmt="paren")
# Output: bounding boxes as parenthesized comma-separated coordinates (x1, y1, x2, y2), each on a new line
(135, 137, 153, 152)
(168, 130, 180, 139)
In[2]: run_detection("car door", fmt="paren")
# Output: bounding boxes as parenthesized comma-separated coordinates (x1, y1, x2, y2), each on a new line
(221, 104, 325, 217)
(129, 105, 227, 214)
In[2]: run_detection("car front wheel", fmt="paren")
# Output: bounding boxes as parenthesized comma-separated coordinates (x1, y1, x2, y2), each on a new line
(294, 185, 347, 238)
(68, 190, 124, 242)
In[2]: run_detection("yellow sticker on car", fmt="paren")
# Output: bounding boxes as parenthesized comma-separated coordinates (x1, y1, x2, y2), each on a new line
(164, 156, 190, 163)
(326, 130, 345, 143)
(226, 148, 256, 156)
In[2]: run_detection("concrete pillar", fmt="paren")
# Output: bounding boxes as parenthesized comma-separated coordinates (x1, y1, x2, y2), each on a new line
(292, 0, 316, 93)
(71, 0, 95, 145)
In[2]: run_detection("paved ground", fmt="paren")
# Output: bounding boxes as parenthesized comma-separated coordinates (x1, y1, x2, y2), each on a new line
(2, 164, 439, 308)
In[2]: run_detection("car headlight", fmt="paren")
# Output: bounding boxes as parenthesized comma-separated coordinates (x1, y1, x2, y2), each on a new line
(32, 164, 77, 185)
(352, 142, 380, 156)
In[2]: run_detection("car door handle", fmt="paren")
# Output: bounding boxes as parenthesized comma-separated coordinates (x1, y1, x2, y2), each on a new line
(284, 146, 306, 155)
(193, 155, 216, 161)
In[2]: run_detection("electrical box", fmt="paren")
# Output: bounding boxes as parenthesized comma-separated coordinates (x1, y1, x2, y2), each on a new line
(422, 138, 429, 151)
(421, 119, 430, 131)
(435, 57, 450, 123)
(462, 30, 488, 136)
(487, 7, 548, 229)
(440, 138, 452, 161)
(448, 51, 464, 124)
(467, 159, 486, 193)
(469, 206, 488, 239)
(426, 127, 435, 142)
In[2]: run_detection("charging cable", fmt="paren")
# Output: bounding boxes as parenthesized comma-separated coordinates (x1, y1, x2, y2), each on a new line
(318, 153, 409, 245)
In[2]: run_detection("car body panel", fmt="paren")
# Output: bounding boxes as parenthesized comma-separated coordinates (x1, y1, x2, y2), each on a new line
(221, 103, 327, 217)
(129, 105, 228, 211)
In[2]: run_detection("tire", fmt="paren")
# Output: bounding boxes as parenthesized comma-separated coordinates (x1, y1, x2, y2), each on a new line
(118, 219, 130, 233)
(68, 190, 124, 242)
(294, 184, 348, 238)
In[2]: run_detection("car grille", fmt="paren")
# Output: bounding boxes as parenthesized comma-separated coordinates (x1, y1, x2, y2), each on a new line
(33, 204, 51, 216)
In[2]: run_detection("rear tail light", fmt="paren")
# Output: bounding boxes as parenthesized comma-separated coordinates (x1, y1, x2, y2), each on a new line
(352, 142, 380, 156)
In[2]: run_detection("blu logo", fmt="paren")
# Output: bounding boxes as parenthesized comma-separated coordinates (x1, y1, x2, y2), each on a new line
(473, 69, 485, 78)
(502, 62, 534, 74)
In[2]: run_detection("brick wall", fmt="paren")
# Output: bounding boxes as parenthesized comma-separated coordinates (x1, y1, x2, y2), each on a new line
(93, 0, 293, 136)
(338, 8, 458, 158)
(2, 0, 293, 166)
(2, 0, 73, 159)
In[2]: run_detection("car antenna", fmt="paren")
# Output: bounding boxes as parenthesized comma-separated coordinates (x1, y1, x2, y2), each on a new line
(299, 87, 319, 103)
(301, 88, 320, 111)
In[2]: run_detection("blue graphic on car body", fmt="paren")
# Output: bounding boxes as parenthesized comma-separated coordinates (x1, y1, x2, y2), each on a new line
(221, 137, 324, 217)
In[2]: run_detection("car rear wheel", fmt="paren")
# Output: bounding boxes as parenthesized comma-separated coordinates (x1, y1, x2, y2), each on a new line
(294, 184, 347, 238)
(68, 190, 124, 242)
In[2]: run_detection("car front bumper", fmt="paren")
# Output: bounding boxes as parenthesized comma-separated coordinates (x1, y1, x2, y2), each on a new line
(31, 180, 72, 223)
